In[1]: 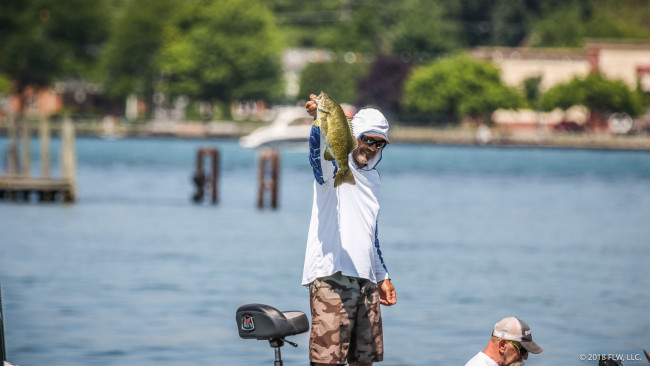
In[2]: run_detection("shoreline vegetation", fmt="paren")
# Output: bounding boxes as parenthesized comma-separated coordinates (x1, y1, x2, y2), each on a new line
(2, 120, 650, 151)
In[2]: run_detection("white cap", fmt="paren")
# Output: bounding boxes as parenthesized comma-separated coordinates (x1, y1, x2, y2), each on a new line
(492, 317, 543, 354)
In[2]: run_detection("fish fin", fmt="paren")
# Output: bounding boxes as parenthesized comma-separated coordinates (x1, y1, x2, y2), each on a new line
(320, 115, 328, 136)
(346, 118, 358, 149)
(324, 148, 335, 161)
(334, 167, 356, 187)
(350, 134, 359, 150)
(319, 115, 327, 129)
(643, 349, 650, 363)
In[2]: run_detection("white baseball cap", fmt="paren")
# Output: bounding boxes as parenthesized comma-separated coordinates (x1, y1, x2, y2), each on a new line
(492, 317, 543, 354)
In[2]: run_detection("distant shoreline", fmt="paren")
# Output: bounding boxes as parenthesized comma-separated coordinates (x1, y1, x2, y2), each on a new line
(390, 126, 650, 151)
(2, 121, 650, 151)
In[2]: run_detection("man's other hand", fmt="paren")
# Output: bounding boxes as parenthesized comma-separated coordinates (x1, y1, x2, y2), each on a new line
(378, 279, 397, 306)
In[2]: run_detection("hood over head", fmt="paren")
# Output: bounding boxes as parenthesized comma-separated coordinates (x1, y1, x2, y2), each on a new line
(351, 108, 389, 170)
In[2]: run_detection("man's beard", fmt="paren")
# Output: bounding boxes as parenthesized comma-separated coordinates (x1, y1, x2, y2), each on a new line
(505, 361, 524, 366)
(356, 154, 368, 165)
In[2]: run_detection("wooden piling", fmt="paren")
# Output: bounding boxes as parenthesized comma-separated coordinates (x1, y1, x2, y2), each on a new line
(257, 148, 279, 209)
(40, 116, 50, 178)
(6, 114, 18, 176)
(192, 148, 220, 204)
(60, 117, 77, 202)
(20, 118, 30, 177)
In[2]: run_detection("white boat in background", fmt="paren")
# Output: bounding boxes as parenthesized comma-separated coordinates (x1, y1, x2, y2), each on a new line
(239, 106, 313, 148)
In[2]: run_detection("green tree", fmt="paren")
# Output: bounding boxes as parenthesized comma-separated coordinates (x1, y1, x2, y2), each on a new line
(490, 0, 541, 46)
(402, 54, 522, 124)
(526, 5, 587, 47)
(356, 54, 411, 115)
(527, 0, 650, 47)
(522, 76, 543, 108)
(0, 0, 109, 95)
(579, 0, 650, 41)
(540, 73, 643, 127)
(157, 0, 284, 104)
(390, 0, 462, 59)
(99, 0, 178, 108)
(317, 1, 461, 56)
(268, 0, 461, 56)
(298, 59, 367, 104)
(445, 0, 497, 47)
(310, 0, 394, 54)
(266, 0, 345, 48)
(268, 0, 650, 65)
(0, 74, 10, 95)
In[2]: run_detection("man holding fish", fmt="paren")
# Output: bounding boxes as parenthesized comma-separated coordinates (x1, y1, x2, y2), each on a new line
(302, 92, 397, 366)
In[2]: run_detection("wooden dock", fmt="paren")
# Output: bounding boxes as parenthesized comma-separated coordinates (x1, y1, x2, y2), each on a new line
(0, 177, 76, 202)
(1, 114, 77, 203)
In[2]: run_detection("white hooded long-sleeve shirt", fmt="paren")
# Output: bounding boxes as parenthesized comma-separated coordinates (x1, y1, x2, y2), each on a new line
(301, 108, 390, 285)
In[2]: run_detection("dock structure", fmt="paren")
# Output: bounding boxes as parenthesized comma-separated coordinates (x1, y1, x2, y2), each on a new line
(191, 147, 220, 204)
(257, 148, 280, 209)
(1, 114, 77, 203)
(0, 176, 75, 202)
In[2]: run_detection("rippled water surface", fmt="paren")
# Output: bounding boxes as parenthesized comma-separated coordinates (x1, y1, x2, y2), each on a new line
(1, 137, 649, 366)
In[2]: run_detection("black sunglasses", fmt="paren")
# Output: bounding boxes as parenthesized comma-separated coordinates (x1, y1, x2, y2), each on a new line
(360, 135, 387, 149)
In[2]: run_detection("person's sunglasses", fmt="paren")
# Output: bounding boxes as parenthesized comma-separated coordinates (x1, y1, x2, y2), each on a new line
(506, 340, 528, 357)
(360, 135, 387, 149)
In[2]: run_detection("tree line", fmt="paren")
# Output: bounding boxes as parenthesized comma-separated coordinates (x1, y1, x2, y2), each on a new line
(0, 0, 648, 123)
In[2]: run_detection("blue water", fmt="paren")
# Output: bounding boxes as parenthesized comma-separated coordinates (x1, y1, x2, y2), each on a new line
(1, 136, 649, 366)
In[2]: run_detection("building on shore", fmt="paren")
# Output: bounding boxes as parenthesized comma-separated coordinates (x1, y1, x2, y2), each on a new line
(470, 39, 650, 93)
(470, 40, 650, 133)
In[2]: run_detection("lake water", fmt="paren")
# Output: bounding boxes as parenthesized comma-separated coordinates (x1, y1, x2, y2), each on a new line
(1, 136, 649, 366)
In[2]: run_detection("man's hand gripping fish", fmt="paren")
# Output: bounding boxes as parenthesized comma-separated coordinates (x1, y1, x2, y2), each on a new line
(313, 91, 357, 187)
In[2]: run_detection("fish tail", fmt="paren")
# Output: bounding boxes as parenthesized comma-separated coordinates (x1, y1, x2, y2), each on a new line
(334, 166, 356, 187)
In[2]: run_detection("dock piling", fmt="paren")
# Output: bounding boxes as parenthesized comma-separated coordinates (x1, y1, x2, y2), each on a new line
(20, 118, 30, 177)
(6, 114, 18, 176)
(60, 117, 77, 203)
(192, 148, 220, 204)
(257, 148, 279, 209)
(40, 116, 51, 178)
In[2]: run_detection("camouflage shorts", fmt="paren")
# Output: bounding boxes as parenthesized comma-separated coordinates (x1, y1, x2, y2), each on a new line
(308, 272, 383, 365)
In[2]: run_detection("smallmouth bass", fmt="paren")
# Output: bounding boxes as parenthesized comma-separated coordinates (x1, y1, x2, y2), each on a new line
(313, 91, 357, 187)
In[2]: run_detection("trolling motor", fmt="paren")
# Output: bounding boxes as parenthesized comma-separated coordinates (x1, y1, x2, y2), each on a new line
(236, 304, 309, 366)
